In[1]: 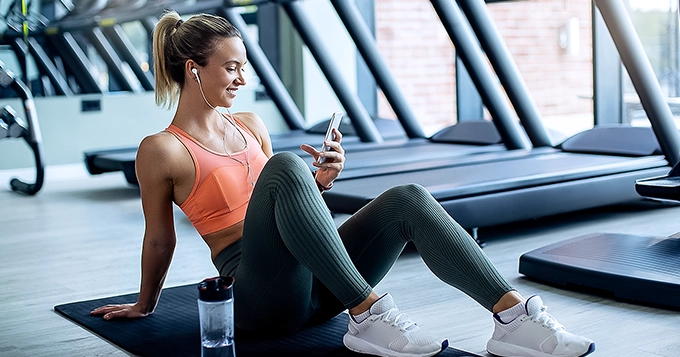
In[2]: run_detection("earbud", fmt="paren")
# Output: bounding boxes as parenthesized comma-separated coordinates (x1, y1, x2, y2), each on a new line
(191, 68, 199, 81)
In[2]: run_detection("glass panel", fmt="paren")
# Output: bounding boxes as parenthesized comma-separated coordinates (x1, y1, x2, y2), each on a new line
(623, 0, 680, 128)
(376, 0, 595, 141)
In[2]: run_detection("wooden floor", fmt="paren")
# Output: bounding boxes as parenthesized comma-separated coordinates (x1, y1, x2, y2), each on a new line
(1, 164, 679, 357)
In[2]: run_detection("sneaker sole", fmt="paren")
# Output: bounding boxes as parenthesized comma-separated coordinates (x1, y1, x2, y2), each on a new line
(343, 333, 448, 357)
(487, 340, 596, 357)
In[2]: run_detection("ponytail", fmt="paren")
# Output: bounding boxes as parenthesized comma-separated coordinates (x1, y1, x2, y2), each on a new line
(153, 11, 182, 108)
(151, 10, 242, 109)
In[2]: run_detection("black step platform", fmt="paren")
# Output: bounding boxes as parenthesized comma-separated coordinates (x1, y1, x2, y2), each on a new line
(520, 159, 680, 310)
(519, 233, 680, 309)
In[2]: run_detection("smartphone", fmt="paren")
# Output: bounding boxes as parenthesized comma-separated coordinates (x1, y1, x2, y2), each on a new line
(317, 112, 343, 164)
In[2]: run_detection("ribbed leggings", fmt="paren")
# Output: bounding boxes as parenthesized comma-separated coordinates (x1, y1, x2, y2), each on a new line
(213, 152, 515, 334)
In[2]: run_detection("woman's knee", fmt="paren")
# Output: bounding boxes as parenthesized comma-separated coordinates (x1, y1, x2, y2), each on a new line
(260, 152, 312, 181)
(383, 183, 434, 206)
(267, 151, 308, 171)
(377, 184, 448, 223)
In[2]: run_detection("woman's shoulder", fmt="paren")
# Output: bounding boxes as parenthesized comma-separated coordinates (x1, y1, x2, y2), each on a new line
(139, 131, 182, 155)
(137, 130, 188, 168)
(232, 111, 273, 156)
(232, 112, 265, 131)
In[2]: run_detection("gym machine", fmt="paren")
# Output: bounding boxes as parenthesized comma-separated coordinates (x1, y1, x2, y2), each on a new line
(519, 160, 680, 309)
(0, 61, 45, 195)
(518, 0, 680, 309)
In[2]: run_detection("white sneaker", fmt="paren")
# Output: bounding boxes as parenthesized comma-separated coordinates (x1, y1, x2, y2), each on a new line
(343, 293, 448, 357)
(486, 295, 595, 357)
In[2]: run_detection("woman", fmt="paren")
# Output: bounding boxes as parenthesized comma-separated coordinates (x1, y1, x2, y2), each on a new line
(91, 11, 595, 357)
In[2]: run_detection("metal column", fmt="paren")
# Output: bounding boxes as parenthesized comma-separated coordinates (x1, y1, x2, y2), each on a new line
(10, 37, 73, 96)
(456, 54, 484, 121)
(592, 5, 624, 125)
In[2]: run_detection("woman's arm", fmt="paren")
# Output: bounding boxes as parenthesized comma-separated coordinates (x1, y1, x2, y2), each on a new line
(90, 134, 178, 319)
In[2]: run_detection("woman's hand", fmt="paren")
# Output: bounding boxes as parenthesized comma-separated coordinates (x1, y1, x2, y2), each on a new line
(90, 303, 152, 320)
(300, 128, 345, 187)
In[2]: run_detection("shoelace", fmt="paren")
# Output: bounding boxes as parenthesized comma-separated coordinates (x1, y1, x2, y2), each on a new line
(375, 307, 418, 331)
(529, 305, 564, 331)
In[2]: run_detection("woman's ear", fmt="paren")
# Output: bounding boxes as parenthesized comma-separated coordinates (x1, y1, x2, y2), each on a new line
(184, 60, 199, 82)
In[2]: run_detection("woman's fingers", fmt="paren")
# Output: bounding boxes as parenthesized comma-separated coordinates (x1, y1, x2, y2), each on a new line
(315, 150, 344, 167)
(299, 144, 320, 161)
(90, 304, 119, 315)
(90, 303, 145, 320)
(103, 309, 130, 320)
(330, 128, 343, 144)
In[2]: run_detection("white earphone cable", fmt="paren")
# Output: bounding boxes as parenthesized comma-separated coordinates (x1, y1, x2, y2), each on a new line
(194, 69, 255, 186)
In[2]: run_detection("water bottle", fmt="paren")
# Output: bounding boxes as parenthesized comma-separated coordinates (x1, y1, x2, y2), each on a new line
(198, 276, 235, 357)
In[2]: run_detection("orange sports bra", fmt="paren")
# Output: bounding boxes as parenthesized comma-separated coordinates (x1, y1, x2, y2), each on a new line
(166, 121, 268, 236)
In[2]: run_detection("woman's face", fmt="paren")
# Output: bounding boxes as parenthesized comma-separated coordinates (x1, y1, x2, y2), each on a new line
(197, 37, 247, 109)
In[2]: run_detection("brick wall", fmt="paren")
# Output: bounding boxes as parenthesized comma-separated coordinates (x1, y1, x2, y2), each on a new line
(375, 0, 594, 135)
(375, 0, 456, 133)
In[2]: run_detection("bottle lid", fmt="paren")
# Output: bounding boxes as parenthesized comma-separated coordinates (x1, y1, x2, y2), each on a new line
(198, 276, 234, 301)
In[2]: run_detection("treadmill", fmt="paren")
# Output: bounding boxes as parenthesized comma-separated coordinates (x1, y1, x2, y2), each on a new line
(272, 0, 548, 179)
(78, 0, 389, 184)
(85, 0, 535, 184)
(519, 0, 680, 310)
(519, 161, 680, 309)
(321, 0, 679, 230)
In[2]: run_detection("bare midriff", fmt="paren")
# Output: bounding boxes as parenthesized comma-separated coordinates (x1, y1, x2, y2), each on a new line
(202, 220, 245, 260)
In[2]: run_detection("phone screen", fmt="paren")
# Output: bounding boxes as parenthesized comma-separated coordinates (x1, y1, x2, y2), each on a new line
(318, 112, 343, 164)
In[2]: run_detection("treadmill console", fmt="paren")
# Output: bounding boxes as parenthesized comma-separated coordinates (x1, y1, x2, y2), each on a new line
(635, 161, 680, 201)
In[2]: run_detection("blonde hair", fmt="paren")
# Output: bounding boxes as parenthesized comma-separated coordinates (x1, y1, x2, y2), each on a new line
(152, 11, 242, 108)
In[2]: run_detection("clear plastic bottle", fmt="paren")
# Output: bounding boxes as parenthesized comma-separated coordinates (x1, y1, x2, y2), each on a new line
(198, 276, 235, 357)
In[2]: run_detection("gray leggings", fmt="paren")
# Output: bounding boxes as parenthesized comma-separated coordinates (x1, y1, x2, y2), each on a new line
(213, 152, 514, 333)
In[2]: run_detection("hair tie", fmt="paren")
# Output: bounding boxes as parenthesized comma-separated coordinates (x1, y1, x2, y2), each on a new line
(174, 19, 183, 29)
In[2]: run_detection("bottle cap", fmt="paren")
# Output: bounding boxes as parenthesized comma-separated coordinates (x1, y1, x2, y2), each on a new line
(198, 276, 234, 301)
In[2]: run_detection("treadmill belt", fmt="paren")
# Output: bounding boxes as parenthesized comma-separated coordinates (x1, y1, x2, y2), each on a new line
(327, 153, 668, 203)
(296, 142, 507, 173)
(323, 153, 669, 228)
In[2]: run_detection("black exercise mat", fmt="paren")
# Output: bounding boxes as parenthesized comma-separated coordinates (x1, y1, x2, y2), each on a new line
(55, 284, 482, 357)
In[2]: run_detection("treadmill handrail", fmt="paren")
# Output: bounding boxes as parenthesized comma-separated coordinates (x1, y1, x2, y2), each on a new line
(429, 0, 531, 150)
(455, 0, 554, 148)
(280, 1, 383, 143)
(219, 7, 307, 131)
(594, 0, 680, 166)
(329, 0, 425, 139)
